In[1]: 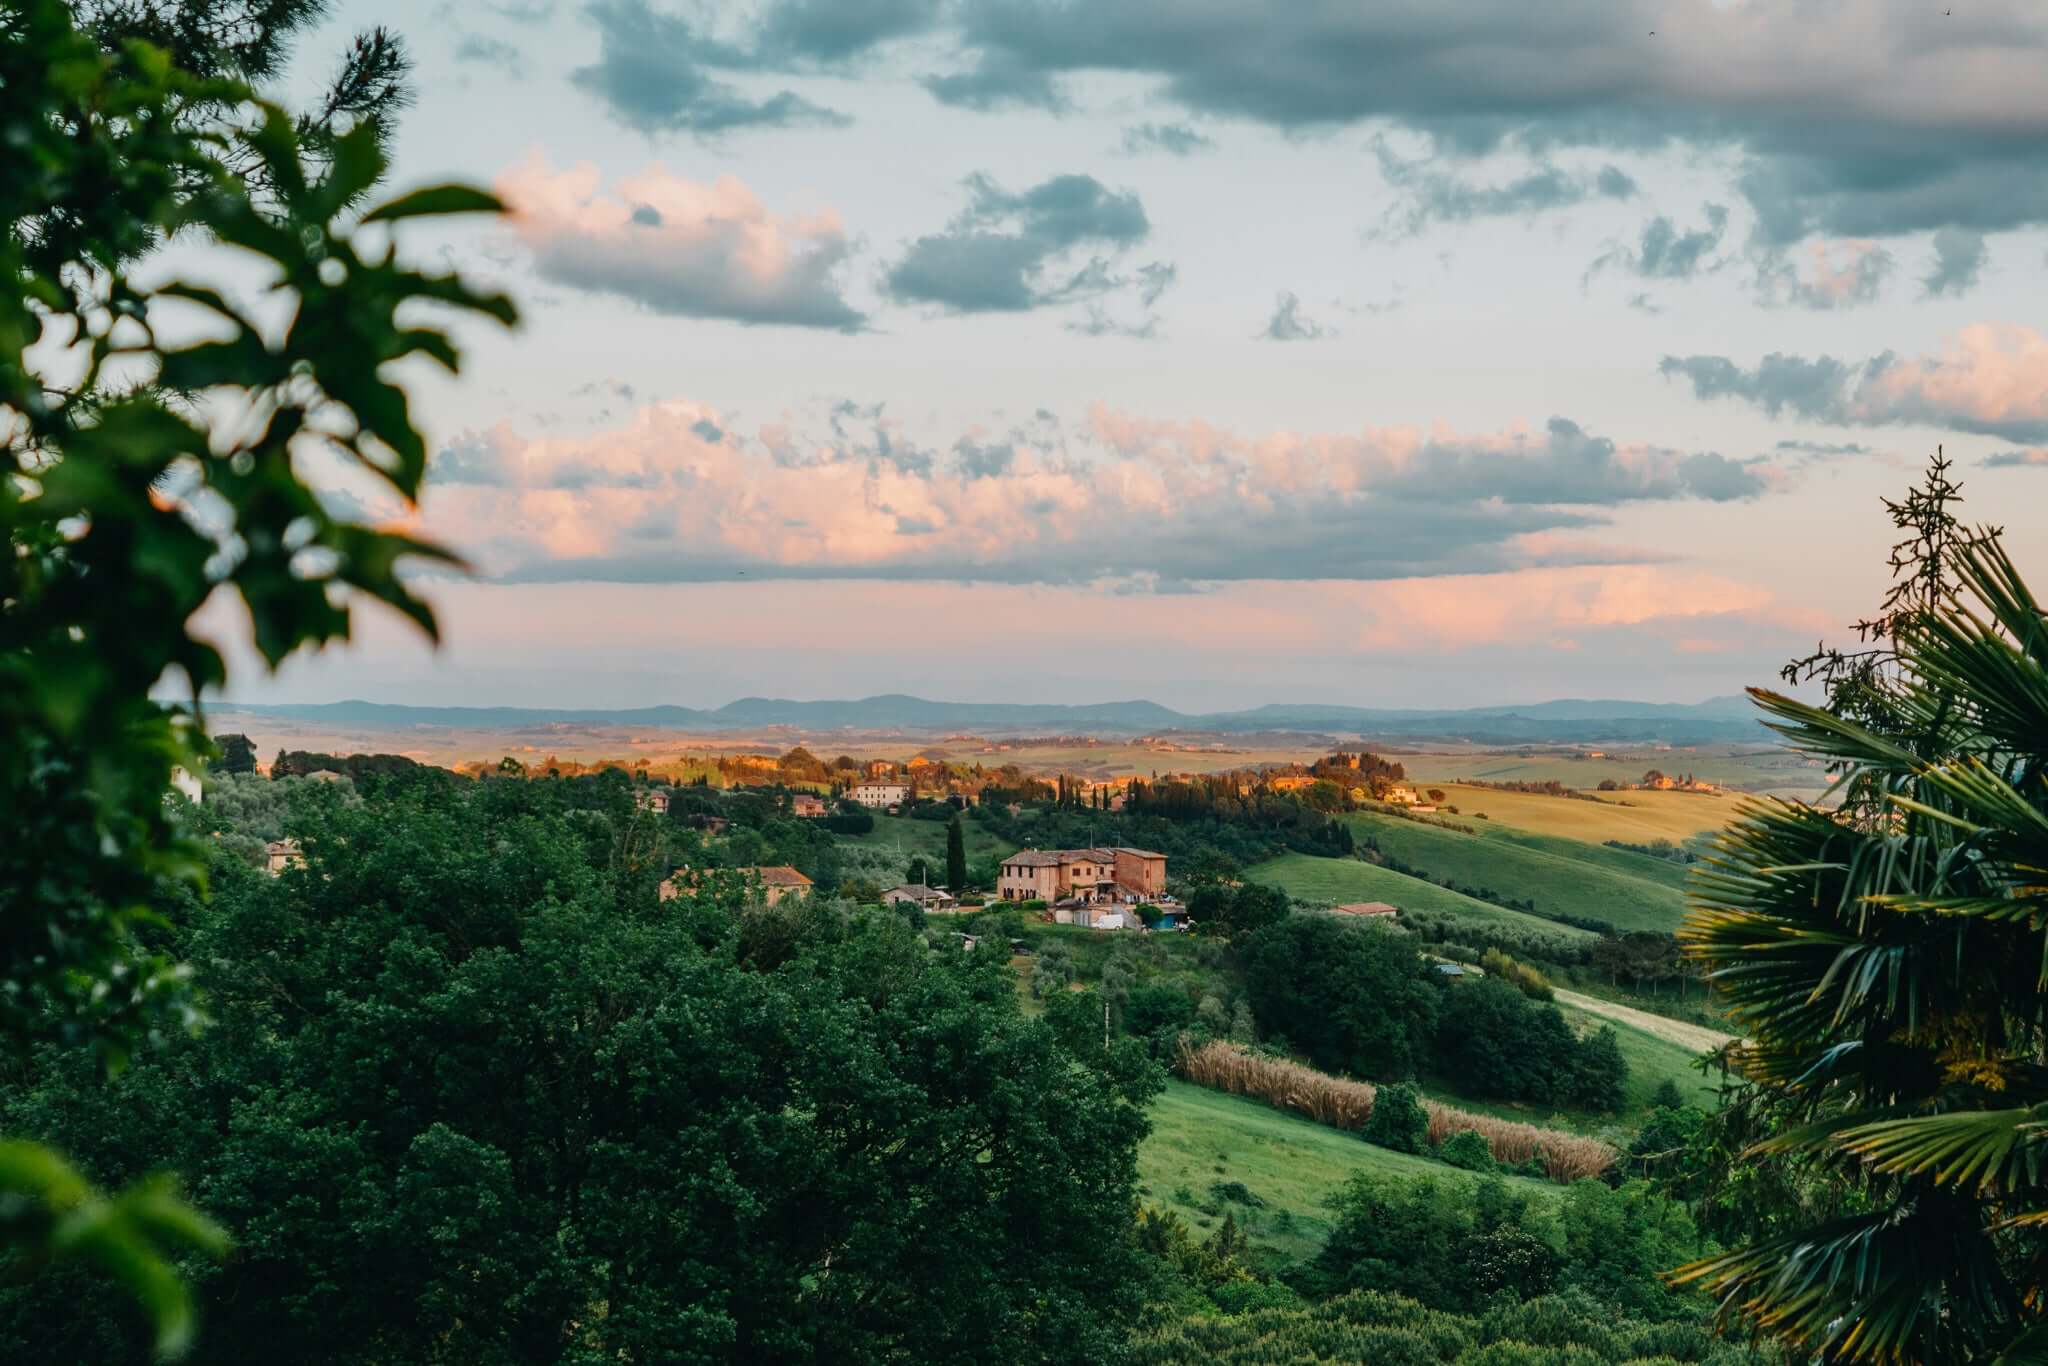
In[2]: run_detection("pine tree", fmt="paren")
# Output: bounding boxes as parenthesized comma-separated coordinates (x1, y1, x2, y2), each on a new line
(945, 814, 967, 890)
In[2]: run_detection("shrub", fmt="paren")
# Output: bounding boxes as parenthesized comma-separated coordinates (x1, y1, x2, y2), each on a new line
(1124, 984, 1192, 1031)
(1240, 914, 1437, 1081)
(1361, 1081, 1429, 1154)
(1438, 1128, 1495, 1172)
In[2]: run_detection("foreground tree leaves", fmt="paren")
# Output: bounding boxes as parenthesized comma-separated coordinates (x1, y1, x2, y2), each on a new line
(2, 0, 512, 1351)
(1676, 534, 2048, 1363)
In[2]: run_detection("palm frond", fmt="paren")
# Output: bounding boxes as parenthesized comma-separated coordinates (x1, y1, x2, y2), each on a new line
(1835, 1108, 2048, 1195)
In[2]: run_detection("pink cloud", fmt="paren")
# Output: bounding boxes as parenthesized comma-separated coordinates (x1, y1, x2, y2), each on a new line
(496, 153, 862, 329)
(1858, 324, 2048, 433)
(411, 399, 1770, 587)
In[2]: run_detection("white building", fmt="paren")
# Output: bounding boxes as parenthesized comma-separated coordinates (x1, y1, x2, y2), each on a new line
(169, 767, 202, 804)
(849, 782, 911, 809)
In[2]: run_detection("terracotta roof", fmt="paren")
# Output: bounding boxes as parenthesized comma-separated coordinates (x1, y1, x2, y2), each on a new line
(1114, 846, 1167, 860)
(1332, 901, 1399, 917)
(752, 865, 813, 887)
(885, 884, 953, 902)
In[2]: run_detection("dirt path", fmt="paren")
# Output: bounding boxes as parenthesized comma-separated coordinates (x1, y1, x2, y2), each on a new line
(1552, 988, 1736, 1053)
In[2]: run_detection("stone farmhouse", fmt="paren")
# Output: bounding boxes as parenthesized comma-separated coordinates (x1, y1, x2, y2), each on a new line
(883, 883, 957, 911)
(996, 847, 1167, 905)
(849, 781, 911, 810)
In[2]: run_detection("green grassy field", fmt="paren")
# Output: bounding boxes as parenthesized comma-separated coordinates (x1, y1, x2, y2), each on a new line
(842, 812, 1016, 863)
(1246, 852, 1597, 943)
(1138, 1080, 1561, 1265)
(1344, 810, 1690, 933)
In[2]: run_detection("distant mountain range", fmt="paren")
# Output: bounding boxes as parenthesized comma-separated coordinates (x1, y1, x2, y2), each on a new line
(215, 693, 1770, 745)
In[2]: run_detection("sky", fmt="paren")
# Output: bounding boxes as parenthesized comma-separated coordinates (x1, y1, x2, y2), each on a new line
(212, 0, 2048, 712)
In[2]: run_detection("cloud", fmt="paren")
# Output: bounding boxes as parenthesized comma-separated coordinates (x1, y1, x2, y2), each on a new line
(922, 49, 1066, 110)
(1773, 438, 1875, 461)
(1662, 324, 2048, 443)
(936, 1, 2048, 249)
(485, 0, 556, 19)
(1751, 240, 1894, 310)
(1591, 205, 1728, 282)
(1119, 122, 1213, 156)
(1922, 228, 1988, 297)
(498, 155, 864, 330)
(415, 399, 1772, 589)
(752, 0, 944, 64)
(883, 172, 1159, 316)
(571, 0, 848, 134)
(1374, 142, 1635, 237)
(1984, 447, 2048, 468)
(453, 33, 523, 70)
(1261, 292, 1329, 342)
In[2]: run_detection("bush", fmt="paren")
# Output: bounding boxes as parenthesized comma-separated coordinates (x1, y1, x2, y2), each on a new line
(1360, 1081, 1429, 1154)
(1437, 1128, 1495, 1172)
(1433, 977, 1627, 1111)
(1240, 915, 1437, 1082)
(1125, 983, 1196, 1037)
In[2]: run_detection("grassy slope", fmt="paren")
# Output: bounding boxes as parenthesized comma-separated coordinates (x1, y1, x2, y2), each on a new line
(843, 812, 1016, 863)
(1139, 1079, 1560, 1265)
(1560, 1002, 1721, 1113)
(1416, 783, 1747, 843)
(1344, 811, 1689, 934)
(1246, 852, 1596, 943)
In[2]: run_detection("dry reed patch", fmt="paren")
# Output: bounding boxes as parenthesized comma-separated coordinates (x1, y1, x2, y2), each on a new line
(1176, 1039, 1615, 1184)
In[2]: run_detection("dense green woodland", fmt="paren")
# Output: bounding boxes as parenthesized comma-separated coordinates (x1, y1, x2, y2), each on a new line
(0, 771, 1161, 1362)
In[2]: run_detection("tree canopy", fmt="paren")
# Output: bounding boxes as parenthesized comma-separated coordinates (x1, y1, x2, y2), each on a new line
(0, 776, 1164, 1363)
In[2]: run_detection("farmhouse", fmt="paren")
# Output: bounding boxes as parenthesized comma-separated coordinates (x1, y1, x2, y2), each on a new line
(997, 847, 1167, 904)
(849, 781, 912, 810)
(791, 794, 828, 818)
(883, 884, 957, 911)
(1385, 786, 1420, 805)
(264, 838, 305, 876)
(634, 788, 670, 814)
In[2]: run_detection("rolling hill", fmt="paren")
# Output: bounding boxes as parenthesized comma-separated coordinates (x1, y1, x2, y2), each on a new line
(1138, 1080, 1562, 1265)
(1245, 852, 1597, 943)
(1344, 810, 1691, 933)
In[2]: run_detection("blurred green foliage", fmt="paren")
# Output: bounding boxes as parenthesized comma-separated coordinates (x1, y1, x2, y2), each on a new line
(1, 0, 510, 1352)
